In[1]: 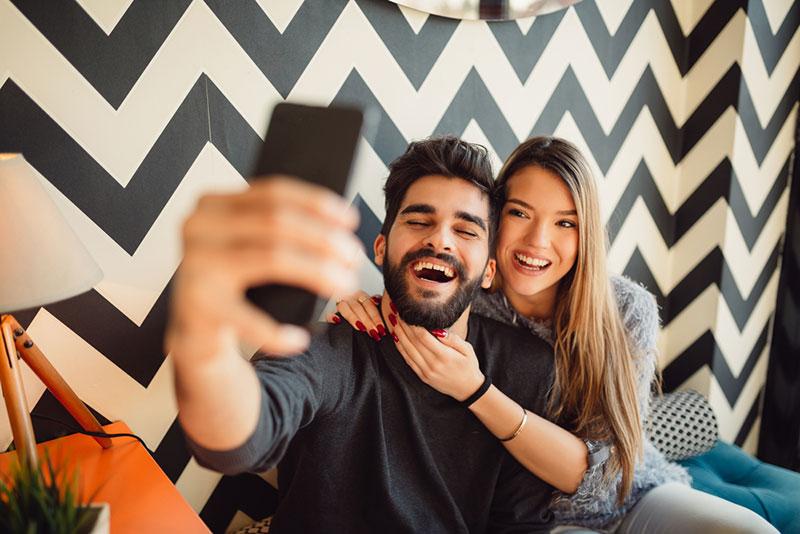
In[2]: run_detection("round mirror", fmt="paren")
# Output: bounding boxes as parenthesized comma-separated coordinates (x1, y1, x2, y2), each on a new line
(388, 0, 583, 20)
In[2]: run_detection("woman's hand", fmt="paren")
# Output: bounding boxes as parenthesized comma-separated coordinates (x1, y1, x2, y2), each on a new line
(330, 293, 484, 401)
(329, 290, 387, 341)
(390, 312, 484, 402)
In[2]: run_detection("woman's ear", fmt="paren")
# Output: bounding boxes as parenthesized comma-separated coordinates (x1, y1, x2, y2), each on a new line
(373, 234, 386, 267)
(481, 258, 496, 289)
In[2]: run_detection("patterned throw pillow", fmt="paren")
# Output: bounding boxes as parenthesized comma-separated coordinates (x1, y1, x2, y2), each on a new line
(645, 389, 719, 461)
(232, 517, 271, 534)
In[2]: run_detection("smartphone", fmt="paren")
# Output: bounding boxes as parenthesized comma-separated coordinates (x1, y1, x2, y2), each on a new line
(246, 102, 367, 330)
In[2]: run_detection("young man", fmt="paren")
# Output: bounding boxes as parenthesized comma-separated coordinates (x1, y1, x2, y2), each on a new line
(168, 136, 555, 533)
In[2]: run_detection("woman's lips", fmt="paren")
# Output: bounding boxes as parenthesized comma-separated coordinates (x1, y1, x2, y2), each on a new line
(511, 252, 552, 277)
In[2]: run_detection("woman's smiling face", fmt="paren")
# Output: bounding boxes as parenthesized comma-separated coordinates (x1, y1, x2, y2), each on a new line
(495, 165, 579, 319)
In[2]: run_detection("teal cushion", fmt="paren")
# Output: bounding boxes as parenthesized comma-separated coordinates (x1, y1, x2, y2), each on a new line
(679, 441, 800, 533)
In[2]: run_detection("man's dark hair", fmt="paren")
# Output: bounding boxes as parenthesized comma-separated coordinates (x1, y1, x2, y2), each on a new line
(381, 136, 498, 248)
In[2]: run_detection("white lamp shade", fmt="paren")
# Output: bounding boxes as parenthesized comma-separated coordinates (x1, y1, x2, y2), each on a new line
(0, 154, 103, 313)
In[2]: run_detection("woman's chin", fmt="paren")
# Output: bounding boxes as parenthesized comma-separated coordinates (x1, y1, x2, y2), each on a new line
(504, 272, 551, 299)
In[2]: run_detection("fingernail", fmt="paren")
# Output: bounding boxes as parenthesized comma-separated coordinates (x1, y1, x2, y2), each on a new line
(330, 198, 359, 226)
(389, 314, 397, 327)
(345, 205, 360, 228)
(392, 333, 399, 342)
(431, 329, 448, 338)
(371, 295, 381, 305)
(376, 324, 387, 337)
(355, 321, 367, 332)
(280, 325, 311, 347)
(390, 301, 397, 314)
(331, 314, 342, 324)
(369, 329, 380, 341)
(336, 272, 359, 295)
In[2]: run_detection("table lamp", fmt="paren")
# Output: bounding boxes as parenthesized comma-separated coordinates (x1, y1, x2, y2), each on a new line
(0, 153, 110, 468)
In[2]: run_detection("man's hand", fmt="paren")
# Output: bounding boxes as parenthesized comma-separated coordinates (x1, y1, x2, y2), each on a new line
(166, 176, 363, 363)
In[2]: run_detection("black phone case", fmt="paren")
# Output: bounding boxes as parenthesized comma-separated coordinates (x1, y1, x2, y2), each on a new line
(246, 102, 365, 329)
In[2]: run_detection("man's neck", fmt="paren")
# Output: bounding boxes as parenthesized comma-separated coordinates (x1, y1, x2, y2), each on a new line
(380, 291, 470, 338)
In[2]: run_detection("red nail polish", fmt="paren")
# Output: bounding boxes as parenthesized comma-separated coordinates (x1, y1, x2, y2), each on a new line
(392, 333, 399, 342)
(356, 321, 367, 332)
(376, 324, 386, 337)
(390, 301, 397, 314)
(431, 329, 447, 338)
(369, 329, 380, 341)
(371, 296, 381, 305)
(331, 314, 341, 324)
(389, 314, 397, 326)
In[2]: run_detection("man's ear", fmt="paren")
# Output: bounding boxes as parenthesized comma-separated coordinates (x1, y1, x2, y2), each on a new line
(481, 258, 496, 289)
(373, 234, 386, 267)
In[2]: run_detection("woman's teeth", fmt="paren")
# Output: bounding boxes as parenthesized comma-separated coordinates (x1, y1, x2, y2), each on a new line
(515, 253, 551, 270)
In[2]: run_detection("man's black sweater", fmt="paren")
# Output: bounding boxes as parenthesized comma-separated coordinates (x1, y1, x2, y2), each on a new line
(188, 313, 555, 533)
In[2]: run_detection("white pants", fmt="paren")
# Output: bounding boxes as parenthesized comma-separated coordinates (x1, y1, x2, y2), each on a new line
(554, 483, 779, 534)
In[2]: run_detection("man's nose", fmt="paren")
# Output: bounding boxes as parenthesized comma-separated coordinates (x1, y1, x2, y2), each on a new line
(423, 226, 455, 252)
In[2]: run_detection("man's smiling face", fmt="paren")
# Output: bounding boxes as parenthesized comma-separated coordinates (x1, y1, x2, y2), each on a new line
(374, 174, 496, 330)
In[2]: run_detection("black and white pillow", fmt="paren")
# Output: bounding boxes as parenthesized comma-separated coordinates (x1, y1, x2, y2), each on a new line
(646, 389, 719, 461)
(233, 517, 271, 534)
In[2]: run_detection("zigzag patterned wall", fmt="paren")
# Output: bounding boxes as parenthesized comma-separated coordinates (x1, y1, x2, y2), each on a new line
(0, 0, 798, 531)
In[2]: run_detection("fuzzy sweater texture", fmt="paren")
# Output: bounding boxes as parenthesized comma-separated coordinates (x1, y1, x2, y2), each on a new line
(472, 275, 691, 532)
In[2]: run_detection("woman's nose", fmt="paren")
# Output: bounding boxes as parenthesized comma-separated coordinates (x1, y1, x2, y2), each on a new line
(525, 222, 549, 248)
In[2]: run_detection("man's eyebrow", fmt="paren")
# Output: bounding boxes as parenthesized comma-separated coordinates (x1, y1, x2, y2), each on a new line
(456, 211, 487, 231)
(507, 198, 576, 216)
(400, 204, 487, 231)
(399, 203, 435, 215)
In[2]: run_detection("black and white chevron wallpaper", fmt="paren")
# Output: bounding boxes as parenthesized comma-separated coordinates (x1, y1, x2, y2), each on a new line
(1, 0, 798, 531)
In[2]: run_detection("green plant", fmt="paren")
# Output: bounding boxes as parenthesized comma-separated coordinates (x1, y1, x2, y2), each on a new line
(0, 453, 101, 534)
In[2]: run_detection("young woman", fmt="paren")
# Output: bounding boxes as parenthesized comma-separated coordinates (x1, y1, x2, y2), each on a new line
(334, 137, 776, 533)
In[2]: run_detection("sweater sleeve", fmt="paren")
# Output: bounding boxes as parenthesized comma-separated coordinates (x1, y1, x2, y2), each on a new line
(610, 275, 660, 423)
(185, 327, 353, 475)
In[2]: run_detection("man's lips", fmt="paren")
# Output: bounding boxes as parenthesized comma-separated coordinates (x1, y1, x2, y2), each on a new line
(407, 258, 458, 286)
(412, 259, 455, 278)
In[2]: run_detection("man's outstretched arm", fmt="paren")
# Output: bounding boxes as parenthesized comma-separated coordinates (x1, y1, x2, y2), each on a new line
(166, 177, 361, 456)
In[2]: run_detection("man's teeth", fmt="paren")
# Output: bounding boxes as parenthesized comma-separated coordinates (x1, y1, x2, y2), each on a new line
(515, 253, 551, 268)
(413, 261, 455, 278)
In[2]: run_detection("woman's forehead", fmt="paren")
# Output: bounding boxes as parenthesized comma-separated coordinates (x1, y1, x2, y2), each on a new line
(507, 166, 575, 211)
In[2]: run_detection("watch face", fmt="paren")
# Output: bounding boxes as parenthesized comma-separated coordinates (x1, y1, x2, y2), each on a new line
(386, 0, 583, 21)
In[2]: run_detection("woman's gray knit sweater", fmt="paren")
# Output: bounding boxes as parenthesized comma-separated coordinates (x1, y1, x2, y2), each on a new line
(472, 275, 691, 532)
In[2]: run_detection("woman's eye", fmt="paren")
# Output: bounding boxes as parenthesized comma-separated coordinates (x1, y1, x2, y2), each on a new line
(508, 208, 527, 218)
(558, 220, 577, 229)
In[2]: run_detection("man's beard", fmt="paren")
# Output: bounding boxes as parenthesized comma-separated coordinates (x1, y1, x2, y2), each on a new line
(383, 246, 486, 330)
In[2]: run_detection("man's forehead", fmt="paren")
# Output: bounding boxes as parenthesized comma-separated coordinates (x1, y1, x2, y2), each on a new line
(399, 175, 490, 217)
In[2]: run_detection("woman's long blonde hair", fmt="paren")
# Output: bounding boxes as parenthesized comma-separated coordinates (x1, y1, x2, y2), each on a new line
(495, 137, 643, 502)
